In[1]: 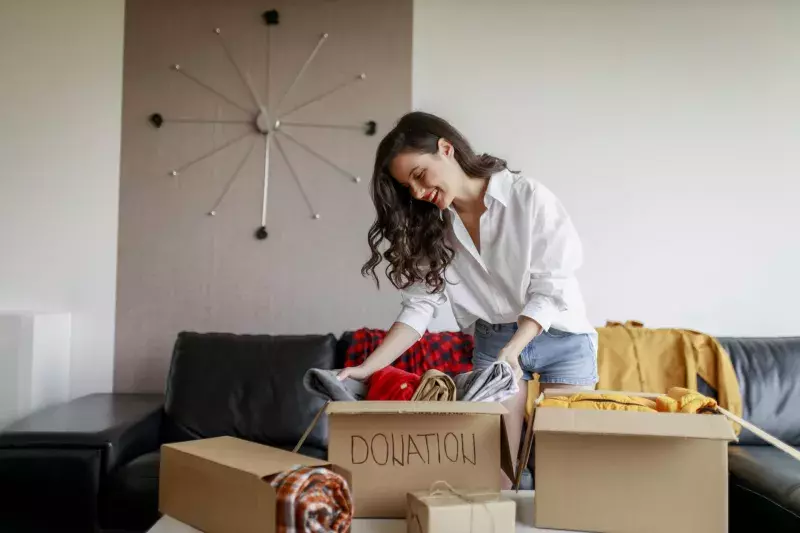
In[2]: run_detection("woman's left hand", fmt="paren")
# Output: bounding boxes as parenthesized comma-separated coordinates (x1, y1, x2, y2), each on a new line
(497, 347, 524, 382)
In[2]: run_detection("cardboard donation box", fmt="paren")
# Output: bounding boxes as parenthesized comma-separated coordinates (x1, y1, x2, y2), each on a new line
(533, 391, 737, 533)
(326, 401, 513, 518)
(159, 436, 351, 533)
(407, 487, 516, 533)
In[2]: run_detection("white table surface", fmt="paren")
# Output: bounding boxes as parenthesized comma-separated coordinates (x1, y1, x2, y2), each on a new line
(148, 490, 581, 533)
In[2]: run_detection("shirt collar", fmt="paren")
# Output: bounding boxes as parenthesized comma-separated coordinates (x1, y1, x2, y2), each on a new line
(445, 169, 512, 217)
(485, 169, 513, 207)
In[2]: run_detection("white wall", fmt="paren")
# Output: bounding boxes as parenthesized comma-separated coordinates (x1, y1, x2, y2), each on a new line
(0, 313, 71, 428)
(414, 0, 800, 336)
(0, 0, 125, 398)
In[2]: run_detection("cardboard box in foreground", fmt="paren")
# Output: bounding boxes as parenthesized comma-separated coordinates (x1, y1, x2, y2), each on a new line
(533, 393, 737, 533)
(159, 436, 350, 533)
(327, 401, 514, 518)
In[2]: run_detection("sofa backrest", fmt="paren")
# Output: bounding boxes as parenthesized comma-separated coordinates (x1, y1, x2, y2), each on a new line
(162, 332, 337, 453)
(717, 337, 800, 446)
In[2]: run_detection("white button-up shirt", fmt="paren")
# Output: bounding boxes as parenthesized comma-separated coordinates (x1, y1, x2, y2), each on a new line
(395, 169, 595, 337)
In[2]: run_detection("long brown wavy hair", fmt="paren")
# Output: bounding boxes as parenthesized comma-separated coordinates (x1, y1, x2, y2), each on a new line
(362, 112, 507, 293)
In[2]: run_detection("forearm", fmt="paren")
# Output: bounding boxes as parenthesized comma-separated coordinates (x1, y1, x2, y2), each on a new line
(361, 322, 421, 373)
(503, 316, 542, 354)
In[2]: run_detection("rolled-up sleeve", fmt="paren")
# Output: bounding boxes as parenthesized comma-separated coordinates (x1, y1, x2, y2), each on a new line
(395, 282, 447, 337)
(519, 184, 583, 332)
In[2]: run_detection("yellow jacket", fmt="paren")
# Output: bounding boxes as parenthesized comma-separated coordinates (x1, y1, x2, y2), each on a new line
(527, 322, 742, 420)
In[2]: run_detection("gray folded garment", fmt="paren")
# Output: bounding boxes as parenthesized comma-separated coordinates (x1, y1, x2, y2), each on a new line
(454, 361, 519, 402)
(303, 368, 367, 402)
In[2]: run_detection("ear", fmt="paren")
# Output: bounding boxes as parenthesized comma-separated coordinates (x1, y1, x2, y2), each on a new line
(437, 138, 454, 158)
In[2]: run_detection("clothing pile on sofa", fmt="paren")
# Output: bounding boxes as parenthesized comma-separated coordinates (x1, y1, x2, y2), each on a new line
(344, 328, 474, 376)
(304, 361, 518, 404)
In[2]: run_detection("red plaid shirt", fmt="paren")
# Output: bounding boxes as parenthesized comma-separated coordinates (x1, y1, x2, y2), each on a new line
(344, 328, 474, 376)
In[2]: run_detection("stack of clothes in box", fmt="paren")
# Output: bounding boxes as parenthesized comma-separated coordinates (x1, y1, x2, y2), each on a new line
(305, 327, 518, 404)
(304, 362, 518, 404)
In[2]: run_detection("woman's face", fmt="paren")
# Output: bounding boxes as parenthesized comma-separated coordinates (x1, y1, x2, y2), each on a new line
(389, 140, 461, 210)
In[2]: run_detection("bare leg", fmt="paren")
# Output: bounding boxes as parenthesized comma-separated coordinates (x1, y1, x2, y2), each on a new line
(500, 378, 528, 489)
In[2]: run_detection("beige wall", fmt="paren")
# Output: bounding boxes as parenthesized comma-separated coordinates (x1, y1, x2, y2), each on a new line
(415, 0, 800, 336)
(0, 0, 124, 399)
(116, 0, 413, 392)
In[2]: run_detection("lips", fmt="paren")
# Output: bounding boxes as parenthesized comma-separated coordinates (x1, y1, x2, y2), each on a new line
(424, 189, 439, 204)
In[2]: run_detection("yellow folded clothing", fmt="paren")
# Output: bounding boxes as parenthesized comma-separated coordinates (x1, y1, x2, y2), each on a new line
(538, 388, 718, 415)
(539, 393, 658, 413)
(662, 386, 718, 414)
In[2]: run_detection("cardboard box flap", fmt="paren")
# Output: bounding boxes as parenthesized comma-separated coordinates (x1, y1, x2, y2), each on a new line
(327, 401, 507, 416)
(534, 408, 736, 441)
(163, 436, 331, 479)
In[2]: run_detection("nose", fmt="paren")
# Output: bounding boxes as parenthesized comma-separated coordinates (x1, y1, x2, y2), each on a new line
(409, 183, 425, 200)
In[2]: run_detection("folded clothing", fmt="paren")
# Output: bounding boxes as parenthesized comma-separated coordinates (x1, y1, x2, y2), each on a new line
(269, 465, 353, 533)
(454, 361, 519, 402)
(540, 393, 657, 413)
(303, 368, 367, 402)
(366, 366, 421, 401)
(539, 387, 718, 414)
(411, 369, 457, 401)
(656, 386, 718, 413)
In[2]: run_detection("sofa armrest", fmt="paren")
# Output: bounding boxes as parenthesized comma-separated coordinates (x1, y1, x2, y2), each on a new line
(0, 393, 164, 472)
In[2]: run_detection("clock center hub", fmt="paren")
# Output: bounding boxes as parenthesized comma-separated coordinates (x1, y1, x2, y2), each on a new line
(255, 109, 272, 135)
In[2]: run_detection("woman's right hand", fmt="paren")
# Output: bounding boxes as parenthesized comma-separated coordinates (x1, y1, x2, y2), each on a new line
(337, 364, 375, 382)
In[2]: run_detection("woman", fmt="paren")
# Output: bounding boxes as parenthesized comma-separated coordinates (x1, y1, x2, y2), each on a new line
(339, 111, 597, 484)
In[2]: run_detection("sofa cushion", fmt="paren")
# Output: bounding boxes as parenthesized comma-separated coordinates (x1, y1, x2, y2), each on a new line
(728, 445, 800, 517)
(163, 332, 337, 451)
(717, 337, 800, 445)
(101, 451, 160, 531)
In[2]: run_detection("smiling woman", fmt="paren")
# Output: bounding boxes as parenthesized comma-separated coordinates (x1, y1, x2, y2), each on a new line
(361, 112, 506, 294)
(340, 111, 598, 488)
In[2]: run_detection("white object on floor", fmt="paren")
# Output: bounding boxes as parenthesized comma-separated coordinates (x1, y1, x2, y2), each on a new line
(146, 490, 586, 533)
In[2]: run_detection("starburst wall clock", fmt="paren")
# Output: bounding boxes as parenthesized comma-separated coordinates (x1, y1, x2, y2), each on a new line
(148, 8, 376, 241)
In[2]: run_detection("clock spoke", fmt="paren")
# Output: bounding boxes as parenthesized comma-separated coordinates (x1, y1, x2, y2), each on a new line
(214, 28, 266, 113)
(264, 22, 272, 114)
(208, 137, 256, 216)
(171, 64, 254, 115)
(159, 117, 252, 126)
(279, 73, 366, 120)
(169, 130, 254, 177)
(273, 136, 319, 219)
(275, 33, 329, 113)
(261, 134, 271, 228)
(281, 121, 366, 133)
(277, 130, 361, 184)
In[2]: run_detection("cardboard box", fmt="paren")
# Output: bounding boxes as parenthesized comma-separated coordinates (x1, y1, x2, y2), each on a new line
(533, 390, 737, 533)
(159, 436, 351, 533)
(407, 488, 516, 533)
(326, 401, 514, 518)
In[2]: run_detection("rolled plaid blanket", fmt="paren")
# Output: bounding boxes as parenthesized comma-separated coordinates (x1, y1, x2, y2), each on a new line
(269, 465, 353, 533)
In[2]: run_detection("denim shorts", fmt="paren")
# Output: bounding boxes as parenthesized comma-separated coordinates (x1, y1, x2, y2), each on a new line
(472, 320, 598, 386)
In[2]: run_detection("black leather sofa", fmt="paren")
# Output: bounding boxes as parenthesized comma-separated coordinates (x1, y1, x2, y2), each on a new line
(713, 337, 800, 533)
(0, 332, 798, 533)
